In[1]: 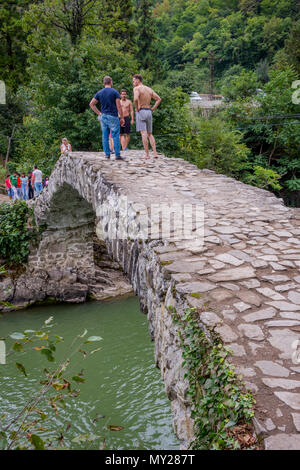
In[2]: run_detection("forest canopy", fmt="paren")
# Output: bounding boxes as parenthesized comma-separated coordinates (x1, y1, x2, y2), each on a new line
(0, 0, 299, 203)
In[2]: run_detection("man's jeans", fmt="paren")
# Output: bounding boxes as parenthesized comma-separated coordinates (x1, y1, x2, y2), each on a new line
(21, 184, 28, 201)
(100, 114, 121, 157)
(34, 182, 43, 196)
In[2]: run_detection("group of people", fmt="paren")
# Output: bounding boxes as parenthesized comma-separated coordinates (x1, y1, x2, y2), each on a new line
(5, 74, 160, 203)
(89, 74, 161, 160)
(5, 165, 48, 202)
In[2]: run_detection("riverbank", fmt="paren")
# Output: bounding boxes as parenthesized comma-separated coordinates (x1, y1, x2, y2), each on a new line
(0, 237, 133, 312)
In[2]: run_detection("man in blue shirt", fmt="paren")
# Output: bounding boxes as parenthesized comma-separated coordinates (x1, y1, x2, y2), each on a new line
(89, 76, 125, 160)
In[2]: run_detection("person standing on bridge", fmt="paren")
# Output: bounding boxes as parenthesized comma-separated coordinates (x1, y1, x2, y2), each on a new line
(119, 89, 134, 151)
(89, 76, 125, 161)
(132, 74, 161, 160)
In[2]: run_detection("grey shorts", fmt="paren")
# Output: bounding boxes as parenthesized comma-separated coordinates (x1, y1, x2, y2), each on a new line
(136, 109, 152, 133)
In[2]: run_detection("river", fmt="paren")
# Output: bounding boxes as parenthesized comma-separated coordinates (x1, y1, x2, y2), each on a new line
(0, 296, 179, 450)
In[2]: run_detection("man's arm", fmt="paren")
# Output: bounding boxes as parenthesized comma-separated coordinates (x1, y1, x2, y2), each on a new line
(133, 87, 139, 111)
(89, 97, 101, 117)
(116, 98, 125, 126)
(130, 101, 134, 124)
(150, 90, 162, 112)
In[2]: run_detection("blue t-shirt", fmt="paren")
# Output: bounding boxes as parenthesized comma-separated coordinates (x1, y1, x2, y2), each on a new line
(94, 88, 120, 117)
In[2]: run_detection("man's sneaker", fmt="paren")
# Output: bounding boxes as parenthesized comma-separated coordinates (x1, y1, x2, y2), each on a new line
(105, 154, 110, 159)
(124, 147, 129, 151)
(115, 155, 124, 160)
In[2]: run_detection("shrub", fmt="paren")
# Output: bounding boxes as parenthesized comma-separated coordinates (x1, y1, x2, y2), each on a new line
(0, 201, 35, 266)
(180, 116, 250, 177)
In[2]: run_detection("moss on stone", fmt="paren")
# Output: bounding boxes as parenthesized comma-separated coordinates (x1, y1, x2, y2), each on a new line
(190, 293, 202, 299)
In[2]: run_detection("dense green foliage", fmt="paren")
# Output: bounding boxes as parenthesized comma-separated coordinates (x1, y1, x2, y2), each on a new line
(0, 0, 299, 200)
(0, 201, 35, 266)
(172, 307, 255, 450)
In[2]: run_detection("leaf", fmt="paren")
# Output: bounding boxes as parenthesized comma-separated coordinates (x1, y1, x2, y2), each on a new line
(13, 342, 23, 352)
(79, 329, 88, 338)
(10, 332, 25, 340)
(54, 335, 63, 342)
(108, 425, 124, 432)
(224, 419, 237, 429)
(51, 383, 67, 391)
(48, 342, 56, 352)
(34, 346, 45, 351)
(41, 349, 55, 362)
(30, 434, 45, 450)
(72, 376, 85, 383)
(0, 431, 7, 449)
(16, 362, 27, 377)
(85, 336, 103, 343)
(90, 347, 102, 355)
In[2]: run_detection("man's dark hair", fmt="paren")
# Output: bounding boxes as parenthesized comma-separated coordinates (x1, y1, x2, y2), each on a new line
(103, 76, 112, 85)
(33, 165, 38, 169)
(120, 89, 127, 93)
(133, 74, 142, 82)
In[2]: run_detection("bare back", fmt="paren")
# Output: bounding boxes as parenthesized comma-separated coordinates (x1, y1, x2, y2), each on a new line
(134, 85, 159, 109)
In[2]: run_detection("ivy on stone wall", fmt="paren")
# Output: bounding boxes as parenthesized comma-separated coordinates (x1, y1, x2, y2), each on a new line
(171, 306, 256, 450)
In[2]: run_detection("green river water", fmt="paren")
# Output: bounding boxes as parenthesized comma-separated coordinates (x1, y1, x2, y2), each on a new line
(0, 296, 179, 450)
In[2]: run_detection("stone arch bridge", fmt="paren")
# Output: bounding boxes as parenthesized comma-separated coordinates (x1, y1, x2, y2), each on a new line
(32, 150, 300, 450)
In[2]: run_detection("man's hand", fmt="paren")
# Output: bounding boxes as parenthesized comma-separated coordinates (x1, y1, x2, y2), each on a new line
(97, 114, 102, 122)
(120, 118, 125, 127)
(131, 119, 134, 125)
(151, 90, 162, 112)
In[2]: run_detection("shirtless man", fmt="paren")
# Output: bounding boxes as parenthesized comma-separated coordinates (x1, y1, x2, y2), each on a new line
(132, 74, 161, 159)
(120, 90, 134, 151)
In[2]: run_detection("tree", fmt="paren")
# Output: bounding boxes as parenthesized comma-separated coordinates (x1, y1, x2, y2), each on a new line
(134, 0, 158, 69)
(15, 36, 138, 174)
(97, 0, 136, 49)
(180, 115, 251, 177)
(238, 0, 261, 17)
(23, 0, 101, 45)
(0, 0, 31, 89)
(0, 90, 25, 166)
(284, 21, 300, 74)
(221, 69, 259, 100)
(224, 66, 300, 195)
